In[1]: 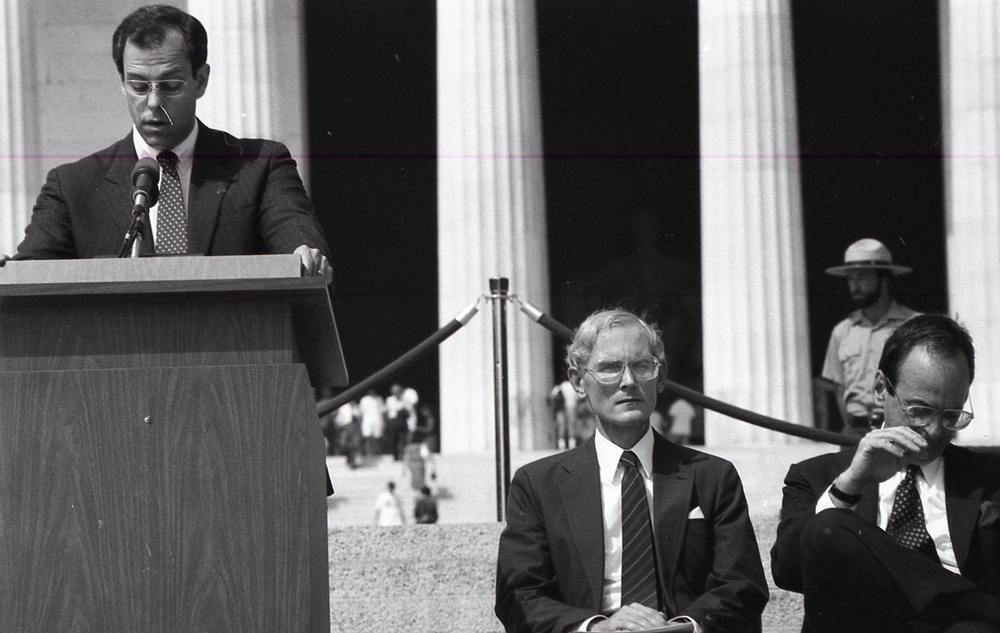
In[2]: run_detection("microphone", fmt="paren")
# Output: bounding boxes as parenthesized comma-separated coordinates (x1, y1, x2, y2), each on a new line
(118, 158, 159, 257)
(131, 157, 160, 209)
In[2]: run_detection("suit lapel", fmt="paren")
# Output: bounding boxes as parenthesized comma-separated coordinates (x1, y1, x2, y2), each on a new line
(557, 441, 605, 611)
(100, 136, 140, 248)
(187, 123, 236, 255)
(650, 434, 694, 616)
(943, 445, 982, 571)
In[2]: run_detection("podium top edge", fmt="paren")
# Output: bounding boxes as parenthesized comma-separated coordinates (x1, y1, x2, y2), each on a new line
(0, 255, 305, 290)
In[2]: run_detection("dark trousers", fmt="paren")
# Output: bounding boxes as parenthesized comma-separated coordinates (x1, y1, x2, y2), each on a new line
(800, 509, 1000, 633)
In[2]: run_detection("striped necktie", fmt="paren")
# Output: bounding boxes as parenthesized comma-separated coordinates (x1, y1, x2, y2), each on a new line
(619, 450, 660, 609)
(155, 151, 188, 254)
(886, 464, 940, 563)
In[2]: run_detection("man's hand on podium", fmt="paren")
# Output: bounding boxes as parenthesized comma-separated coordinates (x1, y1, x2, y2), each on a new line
(294, 244, 332, 284)
(0, 253, 9, 267)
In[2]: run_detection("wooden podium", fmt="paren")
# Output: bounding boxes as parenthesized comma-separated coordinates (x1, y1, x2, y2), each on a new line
(0, 255, 347, 633)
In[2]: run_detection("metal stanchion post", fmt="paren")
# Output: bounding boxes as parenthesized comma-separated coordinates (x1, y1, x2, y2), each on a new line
(490, 277, 512, 522)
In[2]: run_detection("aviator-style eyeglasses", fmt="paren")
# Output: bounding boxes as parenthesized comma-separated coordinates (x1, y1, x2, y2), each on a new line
(585, 357, 660, 385)
(122, 79, 188, 98)
(882, 373, 974, 431)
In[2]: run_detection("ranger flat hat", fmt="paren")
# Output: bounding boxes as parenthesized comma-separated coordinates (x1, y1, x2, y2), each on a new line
(825, 238, 912, 276)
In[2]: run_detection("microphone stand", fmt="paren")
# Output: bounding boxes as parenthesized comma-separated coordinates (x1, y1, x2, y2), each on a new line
(119, 201, 151, 258)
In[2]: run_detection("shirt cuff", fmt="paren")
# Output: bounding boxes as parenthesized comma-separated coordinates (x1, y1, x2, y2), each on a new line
(816, 484, 840, 512)
(818, 481, 862, 511)
(668, 615, 702, 633)
(576, 615, 607, 631)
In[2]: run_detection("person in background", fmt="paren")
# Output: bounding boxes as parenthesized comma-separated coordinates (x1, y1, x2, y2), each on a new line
(334, 400, 361, 469)
(820, 238, 918, 436)
(550, 379, 582, 449)
(414, 485, 439, 525)
(374, 481, 404, 527)
(358, 389, 387, 458)
(386, 383, 416, 461)
(496, 308, 768, 633)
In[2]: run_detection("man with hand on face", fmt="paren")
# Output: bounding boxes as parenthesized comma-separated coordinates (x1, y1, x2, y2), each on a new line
(772, 315, 1000, 633)
(12, 4, 331, 280)
(495, 309, 768, 633)
(820, 238, 918, 436)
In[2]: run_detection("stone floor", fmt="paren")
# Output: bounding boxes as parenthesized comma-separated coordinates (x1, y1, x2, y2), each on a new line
(325, 440, 839, 632)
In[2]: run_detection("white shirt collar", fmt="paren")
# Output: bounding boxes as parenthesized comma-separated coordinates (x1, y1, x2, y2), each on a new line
(594, 426, 655, 485)
(883, 456, 944, 486)
(132, 122, 199, 164)
(915, 455, 944, 484)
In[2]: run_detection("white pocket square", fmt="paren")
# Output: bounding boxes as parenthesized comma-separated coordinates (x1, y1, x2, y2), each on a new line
(687, 506, 705, 520)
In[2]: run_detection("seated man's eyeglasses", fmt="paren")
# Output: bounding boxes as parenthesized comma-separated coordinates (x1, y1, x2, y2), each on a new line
(883, 374, 974, 430)
(122, 79, 188, 98)
(585, 358, 660, 384)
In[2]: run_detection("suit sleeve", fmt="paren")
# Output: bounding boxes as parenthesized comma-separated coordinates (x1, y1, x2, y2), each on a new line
(15, 168, 77, 259)
(770, 461, 823, 593)
(495, 467, 596, 633)
(677, 462, 768, 633)
(255, 142, 331, 259)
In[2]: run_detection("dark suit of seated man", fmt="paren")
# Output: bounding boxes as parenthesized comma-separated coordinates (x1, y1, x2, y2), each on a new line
(495, 309, 768, 633)
(771, 314, 1000, 633)
(12, 4, 331, 280)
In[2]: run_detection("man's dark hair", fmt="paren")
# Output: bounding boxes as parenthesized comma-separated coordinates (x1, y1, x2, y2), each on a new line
(878, 314, 975, 387)
(112, 5, 208, 78)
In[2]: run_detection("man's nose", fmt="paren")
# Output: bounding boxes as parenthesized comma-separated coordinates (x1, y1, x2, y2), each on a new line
(146, 87, 164, 110)
(918, 416, 946, 439)
(618, 365, 637, 387)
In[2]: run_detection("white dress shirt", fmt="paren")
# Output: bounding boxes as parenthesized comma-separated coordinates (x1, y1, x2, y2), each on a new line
(576, 429, 701, 632)
(594, 427, 656, 613)
(818, 456, 960, 574)
(132, 124, 198, 245)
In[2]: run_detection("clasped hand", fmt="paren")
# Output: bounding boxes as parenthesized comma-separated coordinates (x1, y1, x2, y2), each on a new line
(589, 603, 671, 631)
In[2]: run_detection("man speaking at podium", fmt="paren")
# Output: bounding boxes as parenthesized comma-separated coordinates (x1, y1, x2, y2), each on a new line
(12, 4, 331, 281)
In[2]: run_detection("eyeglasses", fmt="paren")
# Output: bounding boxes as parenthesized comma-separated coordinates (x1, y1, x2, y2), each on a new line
(883, 374, 974, 431)
(122, 79, 188, 98)
(584, 357, 660, 385)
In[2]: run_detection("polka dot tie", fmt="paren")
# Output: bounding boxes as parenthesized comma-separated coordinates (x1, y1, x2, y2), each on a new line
(155, 151, 187, 254)
(619, 451, 660, 610)
(886, 465, 940, 563)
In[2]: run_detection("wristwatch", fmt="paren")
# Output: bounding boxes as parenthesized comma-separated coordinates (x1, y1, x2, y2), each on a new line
(829, 480, 862, 505)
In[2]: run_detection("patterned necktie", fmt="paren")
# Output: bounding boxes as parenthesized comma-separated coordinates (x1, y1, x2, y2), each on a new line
(619, 450, 660, 609)
(886, 464, 939, 563)
(155, 151, 188, 254)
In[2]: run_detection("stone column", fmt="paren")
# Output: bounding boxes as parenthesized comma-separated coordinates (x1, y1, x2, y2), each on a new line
(699, 0, 812, 446)
(437, 1, 552, 453)
(0, 0, 33, 255)
(187, 0, 310, 181)
(939, 0, 1000, 443)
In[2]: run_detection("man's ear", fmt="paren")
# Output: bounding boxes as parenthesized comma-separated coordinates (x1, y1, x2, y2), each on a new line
(567, 367, 586, 398)
(656, 362, 669, 394)
(873, 371, 887, 401)
(193, 63, 210, 98)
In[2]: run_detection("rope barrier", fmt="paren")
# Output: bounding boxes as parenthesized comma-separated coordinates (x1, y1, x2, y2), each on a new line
(315, 299, 481, 418)
(317, 288, 856, 448)
(515, 296, 858, 448)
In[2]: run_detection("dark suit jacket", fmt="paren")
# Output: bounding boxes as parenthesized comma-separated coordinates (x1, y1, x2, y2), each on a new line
(771, 444, 1000, 598)
(15, 122, 330, 260)
(495, 432, 769, 633)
